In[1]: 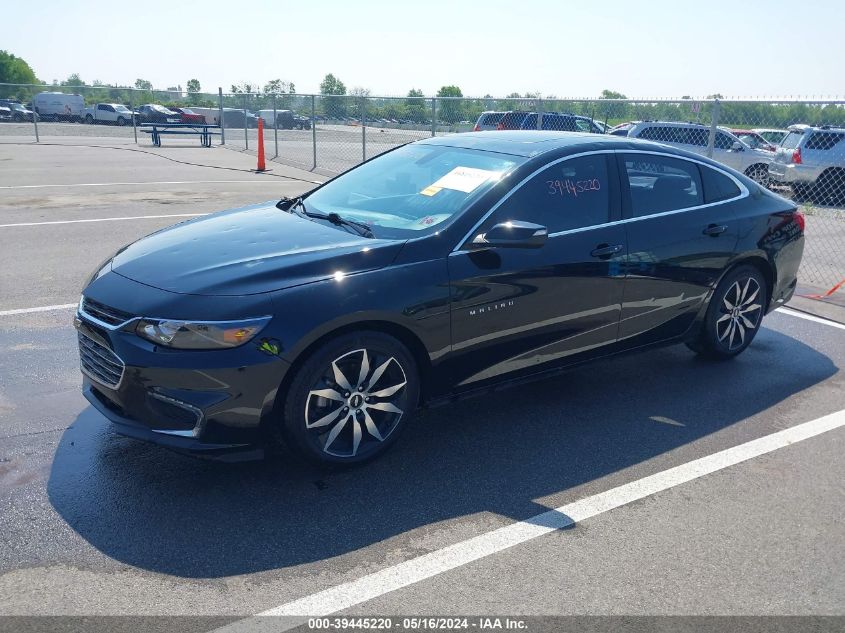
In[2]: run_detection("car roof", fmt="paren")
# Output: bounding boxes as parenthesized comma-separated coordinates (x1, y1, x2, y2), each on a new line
(418, 130, 670, 157)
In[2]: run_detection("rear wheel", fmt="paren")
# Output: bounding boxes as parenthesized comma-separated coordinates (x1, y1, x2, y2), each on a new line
(279, 331, 419, 465)
(687, 265, 767, 360)
(813, 169, 845, 206)
(84, 114, 94, 124)
(116, 116, 127, 126)
(744, 164, 770, 187)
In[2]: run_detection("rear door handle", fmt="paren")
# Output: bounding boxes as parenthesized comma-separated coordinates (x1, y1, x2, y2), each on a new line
(590, 243, 624, 258)
(703, 224, 728, 236)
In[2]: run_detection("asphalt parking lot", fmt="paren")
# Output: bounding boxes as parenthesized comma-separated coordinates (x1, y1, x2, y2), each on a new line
(0, 140, 844, 628)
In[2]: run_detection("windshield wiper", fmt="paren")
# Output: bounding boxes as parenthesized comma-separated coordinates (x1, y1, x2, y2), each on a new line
(278, 196, 374, 238)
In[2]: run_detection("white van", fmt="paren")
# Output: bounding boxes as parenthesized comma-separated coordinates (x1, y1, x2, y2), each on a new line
(33, 92, 85, 122)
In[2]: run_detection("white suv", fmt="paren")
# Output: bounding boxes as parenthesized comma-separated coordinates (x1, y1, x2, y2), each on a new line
(623, 121, 773, 185)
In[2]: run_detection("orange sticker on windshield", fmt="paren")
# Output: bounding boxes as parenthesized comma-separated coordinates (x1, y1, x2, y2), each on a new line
(420, 185, 442, 197)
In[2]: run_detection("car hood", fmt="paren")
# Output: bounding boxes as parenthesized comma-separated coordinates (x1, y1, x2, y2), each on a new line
(110, 201, 405, 296)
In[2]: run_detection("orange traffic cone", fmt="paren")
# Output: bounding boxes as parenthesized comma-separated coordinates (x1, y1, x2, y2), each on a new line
(256, 117, 266, 172)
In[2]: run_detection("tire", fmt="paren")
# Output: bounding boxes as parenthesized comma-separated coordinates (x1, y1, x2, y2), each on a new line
(84, 114, 94, 124)
(686, 265, 767, 360)
(12, 113, 22, 123)
(791, 183, 810, 202)
(745, 164, 770, 188)
(279, 331, 419, 466)
(813, 169, 845, 206)
(116, 116, 126, 126)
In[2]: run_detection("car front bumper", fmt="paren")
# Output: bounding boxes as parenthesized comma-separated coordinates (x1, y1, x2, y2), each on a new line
(75, 303, 290, 456)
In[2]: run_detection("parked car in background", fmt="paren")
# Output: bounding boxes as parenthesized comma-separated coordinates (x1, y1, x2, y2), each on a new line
(0, 105, 11, 122)
(32, 92, 85, 122)
(623, 121, 773, 185)
(473, 111, 506, 131)
(76, 132, 804, 464)
(0, 99, 37, 122)
(768, 124, 845, 203)
(518, 112, 604, 134)
(753, 128, 789, 145)
(731, 129, 776, 152)
(609, 121, 638, 136)
(169, 107, 206, 124)
(293, 113, 311, 130)
(83, 103, 135, 126)
(257, 109, 296, 129)
(136, 104, 181, 124)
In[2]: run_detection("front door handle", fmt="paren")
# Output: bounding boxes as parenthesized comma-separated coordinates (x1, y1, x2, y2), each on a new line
(703, 223, 728, 236)
(590, 243, 624, 258)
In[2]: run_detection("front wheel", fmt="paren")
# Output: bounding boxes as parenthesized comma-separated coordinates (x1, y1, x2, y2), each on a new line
(745, 164, 770, 187)
(687, 266, 767, 359)
(84, 114, 94, 124)
(280, 331, 420, 465)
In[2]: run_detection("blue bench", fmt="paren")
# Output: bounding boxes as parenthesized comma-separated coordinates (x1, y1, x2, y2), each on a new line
(140, 123, 222, 147)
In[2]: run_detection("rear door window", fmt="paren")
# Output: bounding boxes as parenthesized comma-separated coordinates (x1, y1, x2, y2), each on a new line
(804, 132, 845, 151)
(621, 154, 704, 217)
(714, 132, 735, 150)
(699, 165, 741, 203)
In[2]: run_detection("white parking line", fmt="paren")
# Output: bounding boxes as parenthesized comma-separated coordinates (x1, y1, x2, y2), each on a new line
(0, 303, 77, 317)
(0, 180, 286, 190)
(216, 409, 845, 630)
(0, 213, 208, 228)
(777, 306, 845, 330)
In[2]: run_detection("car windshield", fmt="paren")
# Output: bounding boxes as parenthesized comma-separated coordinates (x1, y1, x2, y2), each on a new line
(304, 144, 524, 238)
(737, 133, 763, 148)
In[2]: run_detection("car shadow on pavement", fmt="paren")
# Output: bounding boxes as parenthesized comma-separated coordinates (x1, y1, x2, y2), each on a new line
(47, 326, 837, 578)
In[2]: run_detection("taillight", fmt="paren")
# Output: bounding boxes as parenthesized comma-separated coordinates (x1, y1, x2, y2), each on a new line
(473, 124, 480, 132)
(496, 122, 504, 130)
(793, 209, 805, 232)
(792, 148, 802, 164)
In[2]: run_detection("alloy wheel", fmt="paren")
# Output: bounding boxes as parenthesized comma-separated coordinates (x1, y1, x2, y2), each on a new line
(716, 277, 762, 351)
(304, 348, 408, 458)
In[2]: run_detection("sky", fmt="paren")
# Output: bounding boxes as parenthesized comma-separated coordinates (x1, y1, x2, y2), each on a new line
(2, 0, 843, 99)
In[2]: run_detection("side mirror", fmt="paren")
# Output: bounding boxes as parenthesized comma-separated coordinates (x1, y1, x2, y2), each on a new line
(472, 221, 548, 249)
(731, 141, 744, 151)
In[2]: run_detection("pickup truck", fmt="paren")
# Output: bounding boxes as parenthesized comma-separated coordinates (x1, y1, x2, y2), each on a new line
(83, 103, 136, 126)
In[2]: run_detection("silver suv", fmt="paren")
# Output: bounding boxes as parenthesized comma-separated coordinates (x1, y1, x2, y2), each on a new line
(768, 124, 845, 203)
(623, 121, 774, 185)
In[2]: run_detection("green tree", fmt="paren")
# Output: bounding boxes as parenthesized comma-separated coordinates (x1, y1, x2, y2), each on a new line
(0, 50, 39, 86)
(319, 73, 346, 95)
(599, 89, 627, 99)
(186, 78, 201, 93)
(405, 88, 427, 123)
(62, 73, 85, 87)
(135, 78, 153, 90)
(436, 85, 463, 124)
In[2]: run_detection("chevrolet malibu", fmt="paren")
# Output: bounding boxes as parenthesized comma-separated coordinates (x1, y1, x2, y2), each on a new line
(76, 132, 805, 464)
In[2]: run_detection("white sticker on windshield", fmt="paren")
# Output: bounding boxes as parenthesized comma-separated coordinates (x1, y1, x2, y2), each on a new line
(428, 166, 501, 193)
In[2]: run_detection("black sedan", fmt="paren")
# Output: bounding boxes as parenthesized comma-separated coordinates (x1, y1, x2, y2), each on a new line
(76, 132, 805, 464)
(136, 104, 181, 124)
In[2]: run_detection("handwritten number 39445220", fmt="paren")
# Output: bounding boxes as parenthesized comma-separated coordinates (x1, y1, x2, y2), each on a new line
(547, 178, 601, 197)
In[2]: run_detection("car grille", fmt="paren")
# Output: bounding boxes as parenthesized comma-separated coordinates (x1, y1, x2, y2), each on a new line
(81, 297, 134, 326)
(78, 331, 125, 389)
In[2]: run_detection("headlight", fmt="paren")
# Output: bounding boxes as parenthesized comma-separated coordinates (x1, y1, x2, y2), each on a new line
(135, 316, 271, 350)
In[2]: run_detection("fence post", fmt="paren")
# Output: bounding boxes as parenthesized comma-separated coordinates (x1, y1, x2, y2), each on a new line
(243, 93, 248, 150)
(431, 98, 436, 137)
(272, 93, 278, 158)
(31, 96, 39, 142)
(706, 98, 720, 158)
(361, 97, 367, 162)
(129, 92, 137, 144)
(536, 98, 543, 130)
(218, 88, 225, 145)
(311, 94, 317, 170)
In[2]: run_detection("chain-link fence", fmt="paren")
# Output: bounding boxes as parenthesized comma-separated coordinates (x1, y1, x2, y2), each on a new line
(1, 83, 842, 299)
